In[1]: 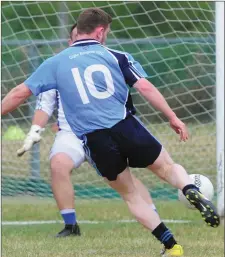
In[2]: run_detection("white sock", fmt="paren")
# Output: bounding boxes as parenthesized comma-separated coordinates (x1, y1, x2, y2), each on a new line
(60, 209, 75, 214)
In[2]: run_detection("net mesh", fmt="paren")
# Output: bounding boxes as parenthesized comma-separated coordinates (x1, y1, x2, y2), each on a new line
(2, 1, 216, 200)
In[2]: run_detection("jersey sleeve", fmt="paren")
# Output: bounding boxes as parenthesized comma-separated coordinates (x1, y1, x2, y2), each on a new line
(24, 57, 57, 96)
(35, 89, 57, 117)
(120, 53, 148, 87)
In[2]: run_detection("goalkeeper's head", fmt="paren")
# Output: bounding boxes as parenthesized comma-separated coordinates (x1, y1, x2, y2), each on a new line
(76, 8, 112, 44)
(68, 23, 78, 46)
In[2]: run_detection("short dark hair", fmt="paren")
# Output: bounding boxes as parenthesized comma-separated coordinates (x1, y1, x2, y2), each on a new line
(70, 23, 77, 39)
(77, 8, 112, 34)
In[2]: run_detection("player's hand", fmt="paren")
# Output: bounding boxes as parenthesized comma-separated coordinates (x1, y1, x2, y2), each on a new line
(17, 125, 44, 157)
(169, 116, 188, 142)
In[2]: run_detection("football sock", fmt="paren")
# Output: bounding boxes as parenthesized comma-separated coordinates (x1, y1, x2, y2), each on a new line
(182, 184, 200, 195)
(60, 209, 76, 225)
(152, 222, 177, 249)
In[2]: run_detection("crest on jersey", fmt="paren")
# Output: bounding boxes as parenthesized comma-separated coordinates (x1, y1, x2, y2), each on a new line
(83, 45, 89, 50)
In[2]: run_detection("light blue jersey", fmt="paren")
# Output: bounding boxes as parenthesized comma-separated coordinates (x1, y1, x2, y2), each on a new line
(25, 39, 147, 138)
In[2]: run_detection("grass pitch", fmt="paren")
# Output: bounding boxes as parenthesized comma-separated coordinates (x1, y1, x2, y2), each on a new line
(2, 120, 221, 257)
(2, 198, 224, 257)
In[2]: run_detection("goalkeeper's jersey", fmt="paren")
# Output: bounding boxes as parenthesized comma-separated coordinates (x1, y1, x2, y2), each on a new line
(25, 39, 148, 138)
(35, 89, 72, 132)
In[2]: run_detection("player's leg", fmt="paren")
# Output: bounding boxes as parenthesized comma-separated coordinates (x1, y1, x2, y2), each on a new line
(50, 153, 81, 237)
(106, 168, 183, 255)
(148, 148, 220, 227)
(50, 130, 85, 237)
(131, 174, 157, 212)
(84, 130, 183, 256)
(147, 147, 192, 189)
(51, 153, 74, 210)
(107, 168, 160, 228)
(113, 114, 219, 228)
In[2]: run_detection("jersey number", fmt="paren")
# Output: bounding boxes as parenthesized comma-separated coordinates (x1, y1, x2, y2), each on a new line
(71, 64, 115, 104)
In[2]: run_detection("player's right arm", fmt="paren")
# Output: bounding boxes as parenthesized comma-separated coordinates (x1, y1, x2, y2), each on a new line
(2, 56, 57, 116)
(17, 90, 57, 157)
(116, 51, 188, 142)
(133, 78, 188, 142)
(1, 83, 33, 115)
(2, 56, 57, 156)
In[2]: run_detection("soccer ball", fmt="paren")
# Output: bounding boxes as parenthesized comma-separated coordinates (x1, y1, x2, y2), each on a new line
(178, 174, 214, 209)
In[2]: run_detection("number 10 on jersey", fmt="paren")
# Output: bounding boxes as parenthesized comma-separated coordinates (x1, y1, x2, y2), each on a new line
(71, 64, 115, 104)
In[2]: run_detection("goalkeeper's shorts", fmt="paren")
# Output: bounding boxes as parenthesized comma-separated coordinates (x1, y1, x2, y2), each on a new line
(49, 130, 85, 168)
(83, 114, 162, 181)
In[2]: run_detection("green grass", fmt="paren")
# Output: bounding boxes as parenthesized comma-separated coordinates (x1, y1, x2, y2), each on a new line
(2, 198, 224, 257)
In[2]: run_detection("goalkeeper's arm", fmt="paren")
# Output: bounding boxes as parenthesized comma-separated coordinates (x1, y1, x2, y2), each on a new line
(17, 110, 49, 156)
(17, 90, 57, 157)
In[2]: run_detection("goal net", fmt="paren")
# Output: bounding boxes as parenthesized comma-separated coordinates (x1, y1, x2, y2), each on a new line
(1, 2, 219, 203)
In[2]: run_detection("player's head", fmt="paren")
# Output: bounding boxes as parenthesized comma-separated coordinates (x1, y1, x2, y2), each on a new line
(76, 8, 112, 44)
(68, 23, 78, 46)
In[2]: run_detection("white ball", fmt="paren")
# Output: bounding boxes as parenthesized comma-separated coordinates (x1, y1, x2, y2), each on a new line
(178, 174, 214, 209)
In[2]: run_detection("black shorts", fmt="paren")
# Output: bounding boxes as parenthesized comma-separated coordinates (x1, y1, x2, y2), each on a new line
(83, 115, 162, 181)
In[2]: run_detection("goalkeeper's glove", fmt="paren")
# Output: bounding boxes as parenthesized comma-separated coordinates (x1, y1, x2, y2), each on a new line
(17, 125, 44, 157)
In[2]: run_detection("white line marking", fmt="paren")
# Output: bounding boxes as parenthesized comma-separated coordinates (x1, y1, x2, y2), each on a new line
(2, 219, 191, 226)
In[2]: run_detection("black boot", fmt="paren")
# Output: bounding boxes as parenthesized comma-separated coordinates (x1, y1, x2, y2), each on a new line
(56, 223, 81, 237)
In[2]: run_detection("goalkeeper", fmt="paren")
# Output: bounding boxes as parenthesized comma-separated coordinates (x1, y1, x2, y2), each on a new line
(17, 23, 158, 238)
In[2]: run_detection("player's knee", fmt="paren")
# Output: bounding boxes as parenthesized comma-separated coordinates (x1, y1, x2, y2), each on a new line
(149, 148, 176, 180)
(120, 186, 141, 203)
(152, 162, 174, 181)
(108, 181, 137, 202)
(50, 154, 72, 176)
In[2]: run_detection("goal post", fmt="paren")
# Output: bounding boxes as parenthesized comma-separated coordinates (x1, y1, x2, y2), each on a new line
(216, 2, 224, 218)
(1, 2, 222, 204)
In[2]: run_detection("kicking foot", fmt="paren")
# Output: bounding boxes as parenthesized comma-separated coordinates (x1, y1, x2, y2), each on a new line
(185, 189, 220, 227)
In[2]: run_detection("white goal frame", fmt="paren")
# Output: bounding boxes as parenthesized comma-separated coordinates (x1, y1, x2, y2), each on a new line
(216, 2, 224, 218)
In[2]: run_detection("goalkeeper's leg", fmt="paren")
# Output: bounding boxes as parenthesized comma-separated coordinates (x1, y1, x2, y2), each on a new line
(148, 148, 220, 227)
(51, 154, 74, 210)
(50, 153, 81, 237)
(49, 130, 85, 237)
(107, 168, 183, 256)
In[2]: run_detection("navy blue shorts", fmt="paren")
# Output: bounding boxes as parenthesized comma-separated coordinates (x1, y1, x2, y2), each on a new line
(83, 115, 162, 181)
